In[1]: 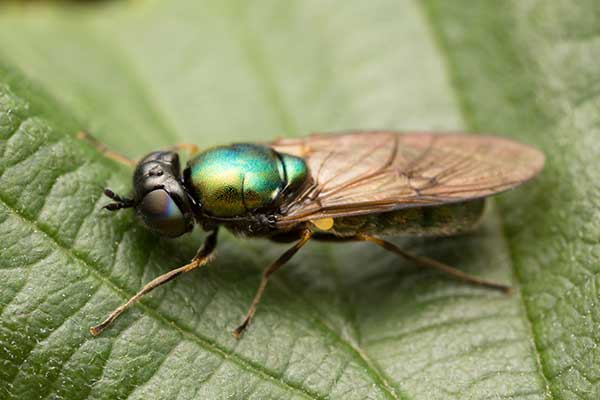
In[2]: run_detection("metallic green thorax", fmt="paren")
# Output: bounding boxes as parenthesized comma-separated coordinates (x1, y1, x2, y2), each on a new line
(186, 144, 308, 217)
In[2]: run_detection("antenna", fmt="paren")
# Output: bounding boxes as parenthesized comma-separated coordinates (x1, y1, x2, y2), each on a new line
(103, 188, 135, 211)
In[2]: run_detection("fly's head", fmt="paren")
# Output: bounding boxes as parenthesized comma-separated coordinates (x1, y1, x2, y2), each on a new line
(103, 151, 196, 238)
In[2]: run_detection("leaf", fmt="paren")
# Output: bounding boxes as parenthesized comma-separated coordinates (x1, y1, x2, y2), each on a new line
(0, 1, 595, 399)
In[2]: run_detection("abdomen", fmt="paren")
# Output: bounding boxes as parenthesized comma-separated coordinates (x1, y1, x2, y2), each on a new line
(325, 200, 486, 237)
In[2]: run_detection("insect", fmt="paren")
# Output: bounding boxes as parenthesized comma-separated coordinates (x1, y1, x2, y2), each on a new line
(79, 130, 544, 338)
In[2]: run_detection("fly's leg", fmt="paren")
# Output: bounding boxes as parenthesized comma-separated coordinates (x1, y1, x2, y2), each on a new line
(356, 234, 511, 293)
(233, 230, 312, 339)
(77, 130, 138, 167)
(78, 131, 200, 165)
(168, 143, 200, 158)
(89, 229, 219, 336)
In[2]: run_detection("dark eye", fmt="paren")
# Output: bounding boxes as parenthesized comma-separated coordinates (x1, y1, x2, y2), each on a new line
(139, 190, 188, 237)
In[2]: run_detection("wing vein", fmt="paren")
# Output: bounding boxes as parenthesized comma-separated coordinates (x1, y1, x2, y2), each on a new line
(270, 132, 543, 224)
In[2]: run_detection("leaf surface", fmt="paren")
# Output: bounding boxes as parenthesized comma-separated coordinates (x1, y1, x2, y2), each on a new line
(0, 1, 596, 399)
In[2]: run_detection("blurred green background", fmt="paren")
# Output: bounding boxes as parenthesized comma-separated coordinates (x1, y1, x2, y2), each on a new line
(0, 1, 598, 399)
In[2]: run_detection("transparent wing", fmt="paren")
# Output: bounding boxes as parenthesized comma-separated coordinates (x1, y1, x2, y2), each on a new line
(269, 131, 544, 228)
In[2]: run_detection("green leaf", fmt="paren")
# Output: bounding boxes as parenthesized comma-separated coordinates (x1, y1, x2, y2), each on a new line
(0, 1, 595, 399)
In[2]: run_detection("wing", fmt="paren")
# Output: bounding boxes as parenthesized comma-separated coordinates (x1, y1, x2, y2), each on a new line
(268, 131, 544, 228)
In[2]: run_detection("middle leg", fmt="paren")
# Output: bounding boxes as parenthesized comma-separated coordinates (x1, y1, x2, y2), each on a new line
(233, 230, 312, 338)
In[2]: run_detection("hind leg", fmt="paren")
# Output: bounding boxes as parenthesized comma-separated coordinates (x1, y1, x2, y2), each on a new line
(355, 234, 511, 293)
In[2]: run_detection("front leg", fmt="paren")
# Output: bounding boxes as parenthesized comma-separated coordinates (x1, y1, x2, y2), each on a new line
(89, 228, 219, 336)
(77, 130, 137, 167)
(168, 143, 200, 158)
(77, 130, 200, 166)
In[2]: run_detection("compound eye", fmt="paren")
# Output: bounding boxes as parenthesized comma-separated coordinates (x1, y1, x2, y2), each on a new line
(139, 189, 188, 237)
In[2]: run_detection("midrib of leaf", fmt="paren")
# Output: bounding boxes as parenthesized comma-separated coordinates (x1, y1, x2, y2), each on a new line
(0, 1, 561, 398)
(320, 246, 403, 400)
(417, 1, 553, 398)
(237, 240, 404, 400)
(222, 9, 404, 398)
(227, 4, 404, 397)
(0, 190, 319, 400)
(0, 7, 407, 398)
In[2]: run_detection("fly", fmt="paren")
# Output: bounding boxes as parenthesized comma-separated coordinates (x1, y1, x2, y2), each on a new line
(78, 130, 545, 338)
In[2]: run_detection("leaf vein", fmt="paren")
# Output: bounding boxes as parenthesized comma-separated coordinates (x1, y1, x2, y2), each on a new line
(0, 196, 320, 400)
(416, 1, 555, 397)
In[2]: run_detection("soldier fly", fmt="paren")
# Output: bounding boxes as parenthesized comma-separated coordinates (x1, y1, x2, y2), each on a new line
(79, 130, 544, 338)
